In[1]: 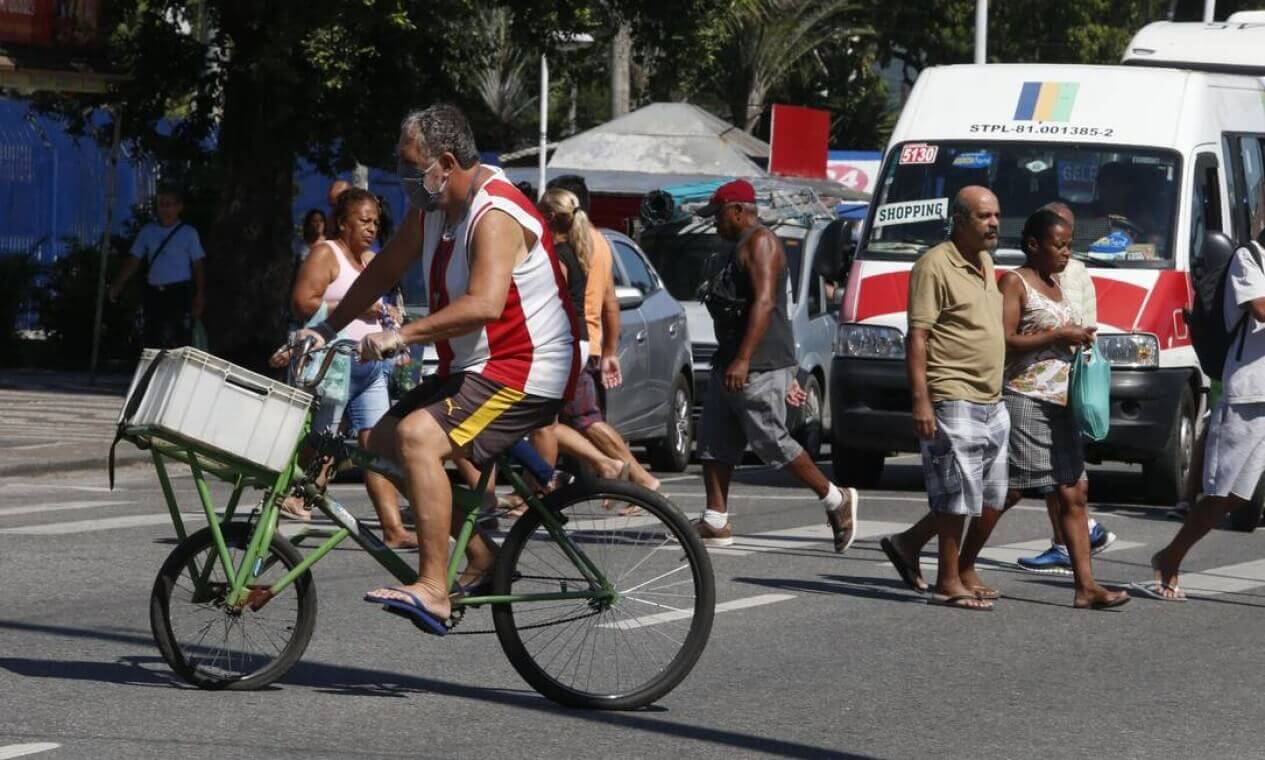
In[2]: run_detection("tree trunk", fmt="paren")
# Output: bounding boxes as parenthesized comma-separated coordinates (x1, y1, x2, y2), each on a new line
(610, 22, 632, 118)
(203, 5, 301, 373)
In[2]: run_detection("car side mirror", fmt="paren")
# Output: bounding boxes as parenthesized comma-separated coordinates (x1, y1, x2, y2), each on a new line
(615, 286, 644, 310)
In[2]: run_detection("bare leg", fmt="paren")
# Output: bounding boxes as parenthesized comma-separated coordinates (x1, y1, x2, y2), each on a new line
(1044, 493, 1065, 545)
(933, 512, 988, 607)
(702, 460, 733, 513)
(366, 409, 456, 619)
(585, 421, 660, 490)
(556, 424, 625, 479)
(888, 512, 937, 565)
(1057, 480, 1128, 607)
(1152, 493, 1243, 598)
(781, 450, 830, 498)
(357, 428, 415, 548)
(958, 506, 1004, 593)
(452, 454, 497, 585)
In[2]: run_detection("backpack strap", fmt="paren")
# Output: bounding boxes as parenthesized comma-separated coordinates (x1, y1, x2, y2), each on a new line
(108, 350, 168, 489)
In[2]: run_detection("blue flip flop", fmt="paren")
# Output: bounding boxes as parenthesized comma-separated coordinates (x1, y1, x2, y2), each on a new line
(363, 586, 449, 635)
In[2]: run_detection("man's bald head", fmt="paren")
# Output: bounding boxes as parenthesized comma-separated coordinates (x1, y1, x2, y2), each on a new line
(328, 179, 353, 210)
(950, 185, 1001, 254)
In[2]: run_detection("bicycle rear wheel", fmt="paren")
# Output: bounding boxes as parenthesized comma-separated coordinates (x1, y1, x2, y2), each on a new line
(150, 523, 316, 690)
(492, 479, 715, 709)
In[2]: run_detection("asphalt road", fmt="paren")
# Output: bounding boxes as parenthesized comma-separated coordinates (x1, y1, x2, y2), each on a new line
(3, 456, 1265, 759)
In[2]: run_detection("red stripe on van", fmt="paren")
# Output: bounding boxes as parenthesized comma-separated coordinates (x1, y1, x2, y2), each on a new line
(1092, 277, 1149, 331)
(1132, 270, 1192, 348)
(852, 270, 911, 322)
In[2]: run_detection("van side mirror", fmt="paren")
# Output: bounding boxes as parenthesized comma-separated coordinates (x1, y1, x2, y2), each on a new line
(1195, 230, 1237, 278)
(813, 219, 856, 282)
(615, 286, 644, 310)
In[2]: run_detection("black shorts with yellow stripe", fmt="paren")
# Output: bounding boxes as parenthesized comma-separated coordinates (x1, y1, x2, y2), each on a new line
(386, 372, 562, 467)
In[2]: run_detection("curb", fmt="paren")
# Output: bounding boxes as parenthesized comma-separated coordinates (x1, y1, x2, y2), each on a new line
(0, 449, 148, 479)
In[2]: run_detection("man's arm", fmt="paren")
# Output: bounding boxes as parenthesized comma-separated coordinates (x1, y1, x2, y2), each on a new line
(601, 274, 619, 357)
(599, 273, 622, 387)
(724, 229, 782, 392)
(907, 328, 935, 440)
(398, 209, 520, 345)
(323, 204, 424, 333)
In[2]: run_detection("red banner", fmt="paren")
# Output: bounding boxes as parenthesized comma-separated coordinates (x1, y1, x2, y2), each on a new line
(768, 104, 829, 180)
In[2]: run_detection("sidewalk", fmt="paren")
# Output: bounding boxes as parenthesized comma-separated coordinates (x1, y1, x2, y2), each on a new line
(0, 369, 144, 477)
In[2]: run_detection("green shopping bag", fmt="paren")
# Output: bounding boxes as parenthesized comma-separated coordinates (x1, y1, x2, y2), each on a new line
(1070, 342, 1111, 442)
(191, 320, 209, 351)
(298, 303, 350, 404)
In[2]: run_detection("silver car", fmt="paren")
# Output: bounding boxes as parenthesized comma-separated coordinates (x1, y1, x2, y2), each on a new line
(602, 229, 695, 472)
(401, 230, 694, 472)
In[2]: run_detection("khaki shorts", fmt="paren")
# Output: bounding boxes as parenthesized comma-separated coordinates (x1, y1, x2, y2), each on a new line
(386, 372, 561, 466)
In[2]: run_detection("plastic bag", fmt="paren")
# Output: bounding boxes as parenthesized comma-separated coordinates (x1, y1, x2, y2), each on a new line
(191, 320, 209, 351)
(298, 303, 350, 405)
(1070, 342, 1111, 442)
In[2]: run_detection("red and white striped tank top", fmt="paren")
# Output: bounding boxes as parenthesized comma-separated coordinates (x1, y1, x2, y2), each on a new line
(422, 168, 579, 400)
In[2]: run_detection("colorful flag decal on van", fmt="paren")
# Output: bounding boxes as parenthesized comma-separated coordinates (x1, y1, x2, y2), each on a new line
(1013, 82, 1080, 122)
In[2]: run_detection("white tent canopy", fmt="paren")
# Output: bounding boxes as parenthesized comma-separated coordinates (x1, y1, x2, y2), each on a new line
(548, 102, 769, 176)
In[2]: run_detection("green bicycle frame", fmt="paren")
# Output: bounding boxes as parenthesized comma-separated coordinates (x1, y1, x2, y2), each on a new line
(131, 405, 617, 613)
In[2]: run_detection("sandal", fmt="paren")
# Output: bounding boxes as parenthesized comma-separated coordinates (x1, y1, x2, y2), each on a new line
(278, 493, 311, 521)
(928, 593, 994, 611)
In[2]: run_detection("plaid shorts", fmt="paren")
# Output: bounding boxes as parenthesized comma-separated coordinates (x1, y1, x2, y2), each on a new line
(921, 400, 1009, 516)
(1004, 391, 1086, 494)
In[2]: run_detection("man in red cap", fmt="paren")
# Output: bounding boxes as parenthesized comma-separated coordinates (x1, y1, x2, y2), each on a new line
(694, 179, 859, 550)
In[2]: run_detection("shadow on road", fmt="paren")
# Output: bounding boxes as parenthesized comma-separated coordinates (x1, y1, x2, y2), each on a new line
(0, 619, 880, 760)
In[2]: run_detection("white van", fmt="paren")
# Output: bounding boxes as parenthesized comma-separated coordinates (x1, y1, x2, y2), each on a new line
(829, 20, 1265, 503)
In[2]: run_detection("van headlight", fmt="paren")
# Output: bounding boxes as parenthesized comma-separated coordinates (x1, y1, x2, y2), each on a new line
(836, 324, 906, 359)
(1096, 332, 1159, 368)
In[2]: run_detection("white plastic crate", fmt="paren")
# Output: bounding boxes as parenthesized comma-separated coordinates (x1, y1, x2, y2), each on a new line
(121, 347, 314, 473)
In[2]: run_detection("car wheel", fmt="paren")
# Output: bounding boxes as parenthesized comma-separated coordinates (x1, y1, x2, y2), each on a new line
(790, 373, 823, 461)
(1144, 386, 1195, 505)
(649, 374, 693, 472)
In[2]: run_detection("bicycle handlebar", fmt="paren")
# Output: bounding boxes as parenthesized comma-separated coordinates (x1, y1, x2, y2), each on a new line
(289, 338, 365, 392)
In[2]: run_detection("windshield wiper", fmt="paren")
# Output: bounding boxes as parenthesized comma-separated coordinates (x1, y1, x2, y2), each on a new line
(1071, 252, 1120, 269)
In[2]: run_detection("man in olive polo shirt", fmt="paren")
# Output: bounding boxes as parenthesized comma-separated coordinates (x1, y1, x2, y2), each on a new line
(879, 185, 1008, 611)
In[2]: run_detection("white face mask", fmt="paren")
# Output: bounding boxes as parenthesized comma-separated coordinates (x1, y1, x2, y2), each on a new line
(400, 159, 446, 212)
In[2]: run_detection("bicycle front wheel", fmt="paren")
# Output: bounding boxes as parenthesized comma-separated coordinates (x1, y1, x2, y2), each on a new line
(150, 523, 317, 690)
(492, 479, 715, 709)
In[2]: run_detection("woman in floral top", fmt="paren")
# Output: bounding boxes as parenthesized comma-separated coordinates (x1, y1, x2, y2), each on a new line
(999, 208, 1130, 609)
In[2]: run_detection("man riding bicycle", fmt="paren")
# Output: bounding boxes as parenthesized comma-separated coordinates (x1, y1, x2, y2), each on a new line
(284, 104, 580, 632)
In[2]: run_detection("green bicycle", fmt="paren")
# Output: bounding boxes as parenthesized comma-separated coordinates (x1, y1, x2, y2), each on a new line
(119, 341, 715, 709)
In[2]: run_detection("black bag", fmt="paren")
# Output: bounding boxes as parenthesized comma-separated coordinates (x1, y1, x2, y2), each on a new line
(1188, 240, 1264, 380)
(697, 253, 747, 323)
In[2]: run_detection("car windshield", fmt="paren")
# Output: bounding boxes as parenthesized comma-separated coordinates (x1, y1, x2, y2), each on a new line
(640, 226, 804, 303)
(861, 141, 1182, 268)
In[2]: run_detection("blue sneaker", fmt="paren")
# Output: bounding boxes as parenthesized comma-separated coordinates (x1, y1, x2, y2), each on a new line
(1017, 544, 1072, 574)
(1089, 522, 1118, 555)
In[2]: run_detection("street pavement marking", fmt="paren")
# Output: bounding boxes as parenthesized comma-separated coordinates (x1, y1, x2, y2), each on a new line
(701, 520, 910, 557)
(0, 745, 61, 760)
(599, 592, 795, 630)
(5, 442, 62, 451)
(1168, 559, 1265, 597)
(915, 538, 1146, 573)
(0, 512, 196, 535)
(0, 500, 130, 518)
(663, 491, 1046, 512)
(0, 482, 117, 493)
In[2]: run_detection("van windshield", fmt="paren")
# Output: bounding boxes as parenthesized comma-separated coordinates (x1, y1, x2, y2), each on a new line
(640, 227, 805, 303)
(861, 141, 1182, 268)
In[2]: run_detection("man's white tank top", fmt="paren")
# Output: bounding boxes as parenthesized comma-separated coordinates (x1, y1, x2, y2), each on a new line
(421, 167, 579, 400)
